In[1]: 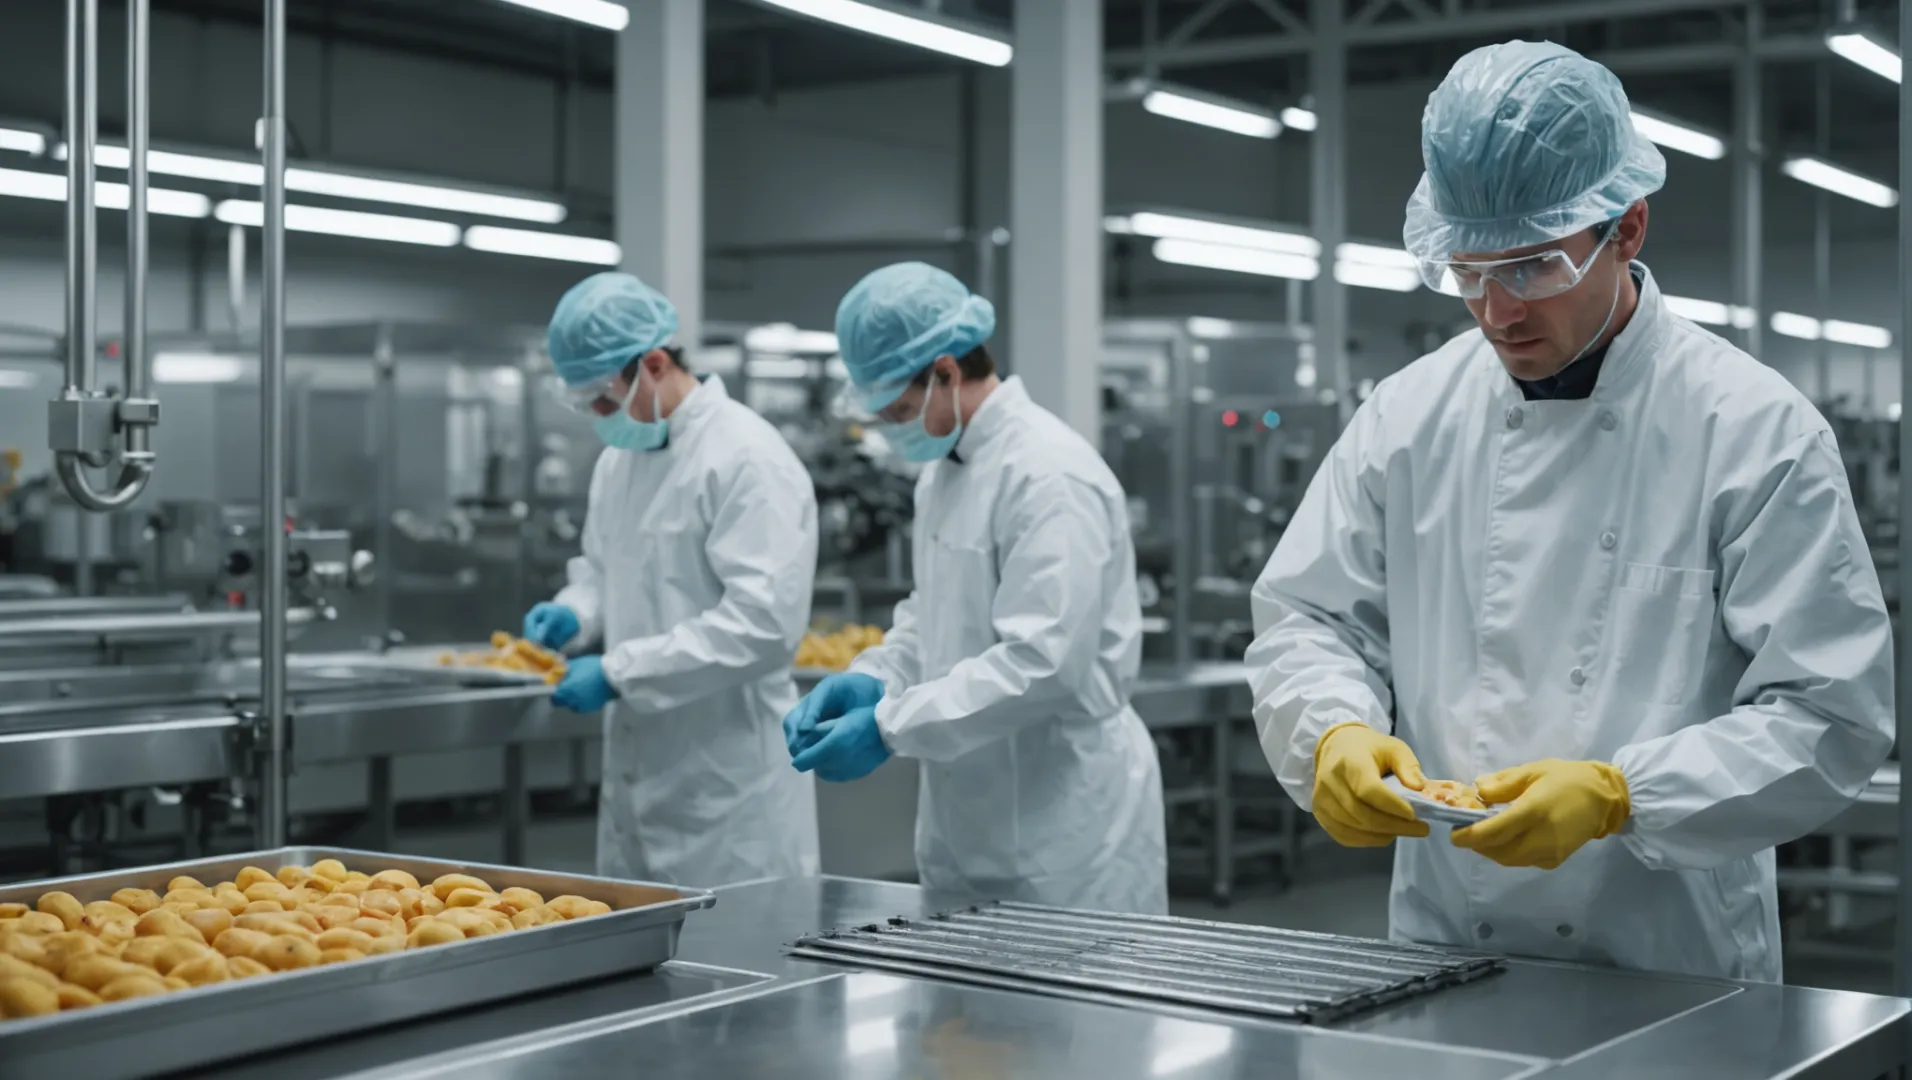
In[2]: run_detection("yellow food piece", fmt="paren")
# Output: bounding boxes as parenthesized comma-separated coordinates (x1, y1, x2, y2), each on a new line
(212, 927, 274, 960)
(256, 935, 321, 972)
(243, 881, 294, 906)
(109, 889, 161, 916)
(56, 982, 102, 1010)
(405, 920, 465, 948)
(170, 954, 229, 987)
(1422, 778, 1488, 810)
(226, 956, 271, 979)
(0, 977, 58, 1018)
(100, 973, 168, 1001)
(9, 912, 63, 936)
(370, 869, 420, 892)
(166, 876, 207, 894)
(118, 937, 173, 969)
(444, 888, 502, 910)
(429, 874, 493, 902)
(315, 928, 378, 953)
(441, 634, 570, 680)
(510, 906, 562, 930)
(0, 936, 46, 969)
(33, 933, 103, 977)
(134, 909, 206, 945)
(233, 867, 275, 891)
(795, 622, 886, 671)
(63, 955, 142, 993)
(319, 947, 366, 965)
(311, 859, 350, 884)
(362, 934, 404, 957)
(185, 908, 234, 942)
(310, 905, 362, 931)
(360, 891, 404, 919)
(0, 955, 58, 990)
(275, 866, 314, 889)
(546, 895, 599, 920)
(0, 904, 28, 920)
(496, 887, 543, 915)
(36, 893, 84, 931)
(83, 916, 135, 947)
(348, 916, 402, 939)
(211, 889, 250, 916)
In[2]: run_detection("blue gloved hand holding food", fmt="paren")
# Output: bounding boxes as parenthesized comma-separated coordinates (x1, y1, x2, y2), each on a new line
(523, 602, 581, 651)
(782, 672, 884, 756)
(790, 705, 892, 782)
(551, 655, 617, 712)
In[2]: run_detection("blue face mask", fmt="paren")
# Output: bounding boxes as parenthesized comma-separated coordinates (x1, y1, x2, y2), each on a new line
(592, 378, 668, 452)
(881, 376, 962, 463)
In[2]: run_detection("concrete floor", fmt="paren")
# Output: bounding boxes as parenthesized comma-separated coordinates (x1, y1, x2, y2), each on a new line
(398, 818, 1899, 998)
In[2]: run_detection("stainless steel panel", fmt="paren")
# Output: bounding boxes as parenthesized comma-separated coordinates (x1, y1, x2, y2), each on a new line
(792, 901, 1501, 1023)
(0, 846, 715, 1080)
(333, 972, 1541, 1080)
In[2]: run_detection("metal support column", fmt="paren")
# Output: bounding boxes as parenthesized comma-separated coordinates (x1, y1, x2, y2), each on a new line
(1894, 0, 1912, 1005)
(1310, 0, 1352, 427)
(258, 0, 290, 850)
(1814, 60, 1832, 412)
(615, 0, 704, 348)
(1010, 0, 1104, 439)
(1730, 1, 1762, 359)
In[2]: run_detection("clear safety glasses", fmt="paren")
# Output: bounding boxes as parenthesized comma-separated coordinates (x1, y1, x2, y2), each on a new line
(1421, 222, 1615, 301)
(550, 374, 624, 416)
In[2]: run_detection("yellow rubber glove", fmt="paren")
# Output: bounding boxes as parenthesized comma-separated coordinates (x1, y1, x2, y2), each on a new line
(1310, 721, 1430, 847)
(1451, 758, 1630, 870)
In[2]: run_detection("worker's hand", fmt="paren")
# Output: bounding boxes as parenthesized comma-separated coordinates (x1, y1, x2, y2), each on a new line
(1311, 722, 1430, 847)
(523, 603, 581, 650)
(1451, 759, 1630, 870)
(551, 655, 618, 713)
(790, 706, 892, 782)
(782, 673, 885, 757)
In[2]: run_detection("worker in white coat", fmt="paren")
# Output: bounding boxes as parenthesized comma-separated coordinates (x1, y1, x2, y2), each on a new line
(525, 271, 821, 887)
(782, 263, 1167, 915)
(1247, 41, 1892, 983)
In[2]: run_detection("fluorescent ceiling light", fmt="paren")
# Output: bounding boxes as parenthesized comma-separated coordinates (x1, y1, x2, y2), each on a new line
(1185, 316, 1245, 339)
(286, 168, 566, 224)
(1334, 261, 1421, 292)
(1336, 242, 1418, 269)
(217, 200, 462, 246)
(0, 370, 38, 389)
(0, 166, 210, 218)
(744, 357, 815, 379)
(1142, 88, 1280, 139)
(1662, 295, 1756, 328)
(755, 0, 1012, 66)
(1769, 311, 1822, 340)
(88, 143, 566, 222)
(1823, 319, 1893, 348)
(154, 353, 245, 384)
(0, 128, 47, 156)
(1119, 211, 1320, 256)
(1828, 30, 1901, 83)
(1629, 111, 1726, 161)
(492, 0, 629, 31)
(1781, 157, 1899, 208)
(1280, 107, 1317, 131)
(1152, 238, 1320, 280)
(465, 225, 619, 264)
(744, 323, 840, 354)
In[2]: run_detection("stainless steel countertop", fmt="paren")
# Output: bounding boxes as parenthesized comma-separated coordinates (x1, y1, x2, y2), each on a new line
(182, 876, 1911, 1080)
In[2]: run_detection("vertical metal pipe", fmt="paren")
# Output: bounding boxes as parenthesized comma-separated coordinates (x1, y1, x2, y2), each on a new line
(1813, 60, 1831, 411)
(1168, 332, 1194, 669)
(1891, 0, 1912, 1004)
(259, 0, 290, 850)
(227, 224, 247, 333)
(1730, 1, 1762, 359)
(1309, 0, 1351, 428)
(125, 0, 150, 462)
(64, 0, 97, 396)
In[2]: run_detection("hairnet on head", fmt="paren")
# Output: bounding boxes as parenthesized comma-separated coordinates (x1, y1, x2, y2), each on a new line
(545, 272, 680, 387)
(1403, 40, 1666, 263)
(835, 262, 996, 412)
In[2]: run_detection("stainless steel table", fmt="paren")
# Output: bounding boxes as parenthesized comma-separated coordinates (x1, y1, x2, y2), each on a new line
(182, 876, 1910, 1080)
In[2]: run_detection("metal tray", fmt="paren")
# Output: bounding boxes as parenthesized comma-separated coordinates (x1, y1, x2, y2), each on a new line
(0, 846, 713, 1080)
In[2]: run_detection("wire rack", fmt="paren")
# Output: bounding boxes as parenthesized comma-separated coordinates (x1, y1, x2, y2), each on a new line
(789, 901, 1504, 1024)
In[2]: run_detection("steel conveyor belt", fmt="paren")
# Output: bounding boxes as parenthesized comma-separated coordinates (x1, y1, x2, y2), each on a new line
(790, 900, 1502, 1023)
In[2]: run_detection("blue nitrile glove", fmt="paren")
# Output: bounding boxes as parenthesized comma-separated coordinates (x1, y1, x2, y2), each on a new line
(790, 706, 892, 782)
(782, 672, 885, 757)
(523, 603, 581, 650)
(551, 655, 617, 712)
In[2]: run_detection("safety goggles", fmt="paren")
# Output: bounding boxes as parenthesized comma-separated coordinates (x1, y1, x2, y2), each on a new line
(1421, 221, 1615, 301)
(550, 373, 625, 416)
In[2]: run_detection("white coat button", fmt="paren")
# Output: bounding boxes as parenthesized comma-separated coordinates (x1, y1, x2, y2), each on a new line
(1505, 407, 1524, 430)
(1476, 922, 1494, 940)
(1599, 410, 1618, 431)
(1556, 924, 1574, 938)
(1570, 667, 1588, 687)
(1599, 531, 1617, 550)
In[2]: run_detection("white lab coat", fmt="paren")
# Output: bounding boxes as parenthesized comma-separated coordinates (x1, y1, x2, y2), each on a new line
(850, 377, 1168, 915)
(557, 374, 821, 888)
(1248, 267, 1893, 982)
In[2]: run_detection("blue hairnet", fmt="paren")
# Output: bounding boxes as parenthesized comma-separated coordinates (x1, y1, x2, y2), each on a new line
(835, 262, 996, 412)
(1403, 40, 1666, 263)
(545, 272, 680, 387)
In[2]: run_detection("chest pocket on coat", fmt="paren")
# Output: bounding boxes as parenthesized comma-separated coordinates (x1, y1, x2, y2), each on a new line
(1607, 562, 1717, 707)
(922, 534, 999, 671)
